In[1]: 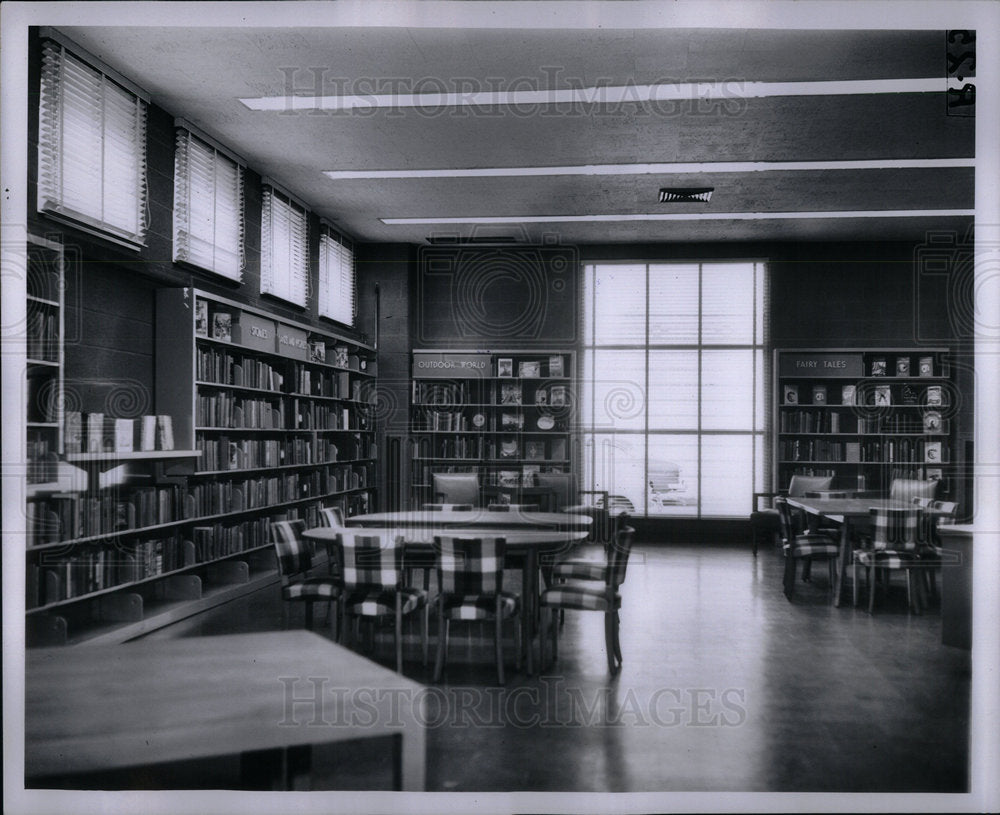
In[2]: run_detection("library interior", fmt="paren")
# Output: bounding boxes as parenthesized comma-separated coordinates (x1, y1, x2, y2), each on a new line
(4, 6, 999, 813)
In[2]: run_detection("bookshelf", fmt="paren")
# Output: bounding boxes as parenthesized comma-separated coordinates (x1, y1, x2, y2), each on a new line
(774, 348, 956, 497)
(410, 349, 575, 506)
(25, 235, 64, 493)
(23, 288, 377, 646)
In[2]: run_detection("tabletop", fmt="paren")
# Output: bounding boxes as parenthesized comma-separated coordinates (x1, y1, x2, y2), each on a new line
(25, 630, 426, 787)
(785, 496, 941, 519)
(305, 526, 590, 548)
(345, 509, 594, 529)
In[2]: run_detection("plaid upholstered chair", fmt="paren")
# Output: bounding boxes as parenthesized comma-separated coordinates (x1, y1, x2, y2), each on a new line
(539, 524, 635, 675)
(774, 497, 839, 602)
(335, 530, 429, 673)
(432, 535, 519, 684)
(853, 506, 932, 614)
(913, 498, 959, 602)
(549, 511, 630, 592)
(271, 519, 340, 636)
(319, 506, 345, 529)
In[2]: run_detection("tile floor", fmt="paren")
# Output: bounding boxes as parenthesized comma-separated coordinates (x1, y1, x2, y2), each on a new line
(137, 540, 971, 793)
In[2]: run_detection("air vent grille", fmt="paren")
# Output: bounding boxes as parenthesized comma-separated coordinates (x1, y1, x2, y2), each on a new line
(659, 187, 714, 203)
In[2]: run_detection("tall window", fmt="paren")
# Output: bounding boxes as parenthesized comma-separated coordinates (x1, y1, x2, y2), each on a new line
(173, 124, 245, 281)
(260, 182, 309, 307)
(37, 33, 148, 245)
(318, 224, 356, 326)
(581, 261, 767, 518)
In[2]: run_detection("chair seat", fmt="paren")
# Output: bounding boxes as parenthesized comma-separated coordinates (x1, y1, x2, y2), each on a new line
(541, 583, 621, 612)
(344, 587, 427, 616)
(442, 592, 518, 621)
(855, 549, 920, 569)
(553, 559, 609, 582)
(749, 508, 781, 528)
(785, 535, 839, 558)
(282, 577, 339, 602)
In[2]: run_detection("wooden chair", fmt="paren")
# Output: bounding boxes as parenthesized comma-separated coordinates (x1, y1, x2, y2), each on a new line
(750, 474, 834, 556)
(271, 519, 340, 636)
(334, 530, 429, 673)
(853, 507, 931, 613)
(432, 472, 480, 506)
(774, 497, 839, 602)
(432, 535, 520, 685)
(539, 524, 635, 675)
(889, 478, 938, 503)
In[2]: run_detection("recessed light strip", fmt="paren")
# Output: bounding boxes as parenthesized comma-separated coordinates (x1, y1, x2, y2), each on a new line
(326, 158, 973, 180)
(381, 209, 974, 225)
(243, 77, 945, 113)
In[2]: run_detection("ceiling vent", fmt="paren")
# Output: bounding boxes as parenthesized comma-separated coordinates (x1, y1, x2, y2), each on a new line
(659, 187, 714, 203)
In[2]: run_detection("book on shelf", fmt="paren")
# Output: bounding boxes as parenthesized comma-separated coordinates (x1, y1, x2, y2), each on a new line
(522, 464, 540, 483)
(501, 412, 524, 430)
(548, 355, 564, 377)
(926, 385, 943, 406)
(309, 339, 326, 363)
(924, 441, 944, 463)
(918, 356, 934, 377)
(500, 382, 522, 405)
(925, 467, 943, 482)
(500, 438, 520, 459)
(195, 299, 209, 337)
(811, 385, 827, 405)
(550, 438, 567, 461)
(498, 470, 520, 487)
(86, 412, 105, 453)
(874, 385, 891, 407)
(104, 417, 134, 452)
(525, 441, 545, 461)
(212, 310, 233, 343)
(550, 385, 566, 407)
(497, 357, 513, 377)
(896, 356, 911, 376)
(901, 384, 919, 405)
(64, 410, 82, 454)
(844, 442, 861, 463)
(156, 415, 175, 451)
(333, 345, 350, 368)
(783, 385, 798, 405)
(535, 388, 548, 405)
(923, 411, 943, 433)
(871, 357, 887, 376)
(841, 385, 856, 406)
(518, 360, 541, 378)
(140, 415, 157, 451)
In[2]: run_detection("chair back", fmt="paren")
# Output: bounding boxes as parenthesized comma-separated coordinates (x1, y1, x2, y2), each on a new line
(337, 531, 404, 592)
(433, 472, 480, 505)
(319, 506, 345, 528)
(607, 525, 635, 589)
(787, 474, 833, 497)
(870, 507, 919, 551)
(535, 472, 576, 512)
(271, 519, 310, 578)
(434, 535, 506, 597)
(889, 478, 938, 502)
(603, 494, 637, 513)
(773, 497, 794, 544)
(422, 503, 473, 512)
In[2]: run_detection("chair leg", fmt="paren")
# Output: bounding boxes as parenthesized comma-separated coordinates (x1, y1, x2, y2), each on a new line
(539, 607, 548, 671)
(828, 558, 836, 593)
(495, 613, 505, 685)
(783, 554, 796, 601)
(305, 602, 313, 630)
(612, 610, 623, 664)
(751, 527, 758, 558)
(395, 599, 403, 674)
(868, 565, 877, 614)
(604, 612, 617, 674)
(852, 561, 859, 607)
(433, 617, 448, 682)
(329, 600, 337, 639)
(422, 603, 429, 667)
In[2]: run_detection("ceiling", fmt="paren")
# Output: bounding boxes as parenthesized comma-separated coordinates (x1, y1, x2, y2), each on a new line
(56, 19, 975, 246)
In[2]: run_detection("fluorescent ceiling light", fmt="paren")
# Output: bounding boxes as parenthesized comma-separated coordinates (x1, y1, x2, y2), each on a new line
(325, 158, 972, 180)
(243, 77, 945, 113)
(381, 209, 974, 225)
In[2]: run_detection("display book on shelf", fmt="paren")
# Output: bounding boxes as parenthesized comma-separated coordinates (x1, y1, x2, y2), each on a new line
(409, 350, 574, 503)
(23, 287, 377, 647)
(774, 348, 955, 496)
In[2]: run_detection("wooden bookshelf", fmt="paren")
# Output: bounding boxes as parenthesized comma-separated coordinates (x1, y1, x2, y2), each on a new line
(410, 349, 575, 505)
(774, 348, 956, 498)
(23, 288, 377, 646)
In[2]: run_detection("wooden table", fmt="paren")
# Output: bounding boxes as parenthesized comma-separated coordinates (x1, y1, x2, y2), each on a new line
(26, 631, 426, 790)
(346, 509, 594, 530)
(306, 525, 590, 675)
(785, 497, 945, 607)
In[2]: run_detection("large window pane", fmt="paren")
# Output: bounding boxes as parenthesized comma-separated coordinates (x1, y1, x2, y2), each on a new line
(701, 435, 755, 516)
(646, 435, 698, 514)
(702, 350, 755, 430)
(592, 264, 646, 344)
(649, 263, 699, 343)
(588, 350, 646, 431)
(702, 263, 756, 344)
(648, 350, 698, 430)
(584, 433, 646, 515)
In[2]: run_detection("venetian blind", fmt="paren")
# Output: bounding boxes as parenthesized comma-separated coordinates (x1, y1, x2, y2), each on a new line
(260, 183, 309, 307)
(318, 225, 356, 326)
(173, 127, 245, 281)
(37, 36, 148, 245)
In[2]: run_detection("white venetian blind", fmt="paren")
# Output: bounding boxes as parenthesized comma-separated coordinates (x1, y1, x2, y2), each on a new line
(260, 183, 309, 307)
(318, 225, 356, 326)
(173, 127, 245, 281)
(37, 36, 148, 245)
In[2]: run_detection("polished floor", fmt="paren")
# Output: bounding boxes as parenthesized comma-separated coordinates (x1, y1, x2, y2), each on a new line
(138, 540, 970, 793)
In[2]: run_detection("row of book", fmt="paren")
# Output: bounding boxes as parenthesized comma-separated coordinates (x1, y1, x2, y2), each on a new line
(412, 381, 475, 405)
(778, 438, 950, 466)
(780, 440, 856, 463)
(64, 411, 174, 453)
(26, 438, 59, 484)
(26, 304, 58, 362)
(196, 394, 286, 429)
(197, 347, 285, 392)
(413, 436, 569, 461)
(194, 435, 369, 472)
(25, 468, 373, 546)
(779, 410, 851, 434)
(289, 363, 360, 401)
(290, 399, 367, 431)
(860, 412, 946, 434)
(784, 384, 946, 408)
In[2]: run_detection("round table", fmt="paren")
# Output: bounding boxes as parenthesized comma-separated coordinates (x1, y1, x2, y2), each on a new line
(344, 509, 594, 530)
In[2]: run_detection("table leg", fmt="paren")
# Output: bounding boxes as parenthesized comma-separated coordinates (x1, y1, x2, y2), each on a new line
(834, 521, 851, 607)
